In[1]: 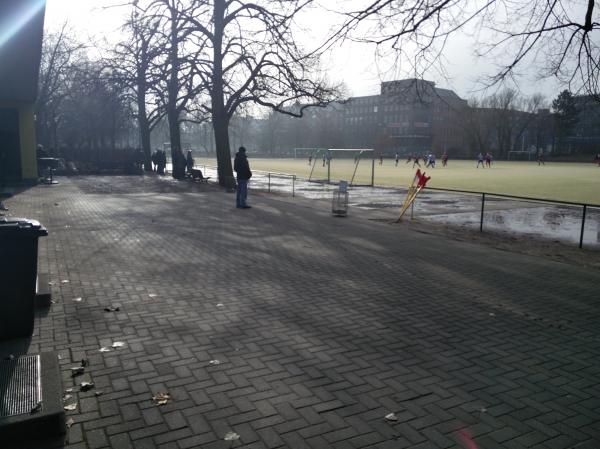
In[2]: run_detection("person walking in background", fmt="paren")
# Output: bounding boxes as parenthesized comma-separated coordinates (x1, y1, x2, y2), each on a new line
(485, 152, 493, 167)
(395, 153, 399, 166)
(157, 150, 166, 175)
(442, 152, 448, 167)
(151, 150, 159, 171)
(537, 151, 545, 166)
(234, 146, 252, 209)
(412, 154, 421, 168)
(426, 153, 436, 168)
(477, 152, 485, 168)
(186, 150, 195, 174)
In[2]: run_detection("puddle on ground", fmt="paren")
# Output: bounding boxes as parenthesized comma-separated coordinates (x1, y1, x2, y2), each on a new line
(424, 206, 600, 248)
(201, 166, 600, 249)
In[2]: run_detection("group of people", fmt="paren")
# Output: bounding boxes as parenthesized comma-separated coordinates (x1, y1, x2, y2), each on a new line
(151, 149, 168, 174)
(405, 153, 448, 168)
(476, 152, 493, 168)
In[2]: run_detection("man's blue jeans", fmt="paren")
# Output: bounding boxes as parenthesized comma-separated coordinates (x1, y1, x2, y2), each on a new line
(236, 179, 248, 207)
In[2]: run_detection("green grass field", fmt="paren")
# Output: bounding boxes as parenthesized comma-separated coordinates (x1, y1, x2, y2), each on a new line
(197, 157, 600, 204)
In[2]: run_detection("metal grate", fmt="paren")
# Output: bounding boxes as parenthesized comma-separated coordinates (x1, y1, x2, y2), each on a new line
(0, 355, 42, 417)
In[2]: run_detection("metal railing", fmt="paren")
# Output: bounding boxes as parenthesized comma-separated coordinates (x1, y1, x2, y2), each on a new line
(262, 171, 297, 197)
(199, 165, 298, 197)
(425, 187, 600, 249)
(192, 165, 599, 249)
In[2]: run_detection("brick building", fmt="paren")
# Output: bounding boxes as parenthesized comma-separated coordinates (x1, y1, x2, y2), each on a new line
(272, 79, 469, 156)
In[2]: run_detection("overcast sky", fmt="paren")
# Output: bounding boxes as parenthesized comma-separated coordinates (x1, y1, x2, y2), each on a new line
(44, 0, 566, 102)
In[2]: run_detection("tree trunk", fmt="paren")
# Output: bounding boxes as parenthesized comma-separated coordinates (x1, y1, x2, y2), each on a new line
(213, 113, 234, 187)
(137, 97, 153, 171)
(212, 0, 235, 188)
(166, 6, 186, 180)
(168, 108, 186, 179)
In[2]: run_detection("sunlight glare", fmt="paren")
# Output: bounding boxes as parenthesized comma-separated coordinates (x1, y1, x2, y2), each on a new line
(0, 0, 46, 49)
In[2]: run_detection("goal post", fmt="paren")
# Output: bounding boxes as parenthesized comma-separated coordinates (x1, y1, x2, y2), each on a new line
(308, 148, 375, 186)
(507, 150, 533, 161)
(293, 148, 325, 159)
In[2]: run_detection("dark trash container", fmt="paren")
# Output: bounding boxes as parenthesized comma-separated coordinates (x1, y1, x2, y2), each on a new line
(0, 218, 48, 339)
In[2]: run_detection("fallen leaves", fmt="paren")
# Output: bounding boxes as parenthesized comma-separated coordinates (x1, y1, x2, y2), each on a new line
(224, 431, 240, 441)
(384, 412, 399, 422)
(152, 392, 170, 406)
(80, 381, 95, 392)
(70, 366, 85, 377)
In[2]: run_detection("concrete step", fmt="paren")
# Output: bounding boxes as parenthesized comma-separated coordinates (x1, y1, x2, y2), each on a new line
(35, 273, 52, 308)
(0, 352, 65, 446)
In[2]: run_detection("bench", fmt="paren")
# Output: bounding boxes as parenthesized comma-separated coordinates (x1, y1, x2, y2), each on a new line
(187, 168, 210, 183)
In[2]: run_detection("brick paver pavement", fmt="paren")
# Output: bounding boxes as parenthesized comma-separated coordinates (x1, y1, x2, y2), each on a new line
(2, 175, 599, 449)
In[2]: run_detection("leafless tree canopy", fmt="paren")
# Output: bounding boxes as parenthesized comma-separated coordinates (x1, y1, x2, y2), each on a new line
(328, 0, 599, 98)
(127, 0, 343, 184)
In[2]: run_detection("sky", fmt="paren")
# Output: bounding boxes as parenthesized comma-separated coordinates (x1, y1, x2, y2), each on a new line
(43, 0, 567, 103)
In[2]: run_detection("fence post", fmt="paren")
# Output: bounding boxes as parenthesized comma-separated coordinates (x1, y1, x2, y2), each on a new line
(480, 193, 485, 232)
(371, 158, 375, 186)
(292, 175, 295, 197)
(268, 172, 271, 193)
(579, 204, 587, 249)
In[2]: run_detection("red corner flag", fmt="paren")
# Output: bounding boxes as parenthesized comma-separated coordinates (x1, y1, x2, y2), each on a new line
(417, 170, 430, 188)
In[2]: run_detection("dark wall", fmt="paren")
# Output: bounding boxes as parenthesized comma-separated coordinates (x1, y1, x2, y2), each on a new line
(0, 108, 22, 184)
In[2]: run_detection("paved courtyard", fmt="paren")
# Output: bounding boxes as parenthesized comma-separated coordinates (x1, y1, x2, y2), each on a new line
(2, 175, 600, 449)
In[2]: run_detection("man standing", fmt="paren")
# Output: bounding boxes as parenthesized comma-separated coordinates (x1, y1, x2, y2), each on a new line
(234, 146, 252, 209)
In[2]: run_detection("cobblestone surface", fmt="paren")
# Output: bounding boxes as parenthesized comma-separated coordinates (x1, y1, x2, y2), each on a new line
(2, 175, 600, 449)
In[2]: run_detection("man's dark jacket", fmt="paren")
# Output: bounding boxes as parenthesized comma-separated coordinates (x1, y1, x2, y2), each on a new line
(234, 152, 252, 180)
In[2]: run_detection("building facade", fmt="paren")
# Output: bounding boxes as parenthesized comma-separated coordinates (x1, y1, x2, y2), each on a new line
(0, 0, 46, 185)
(272, 79, 470, 156)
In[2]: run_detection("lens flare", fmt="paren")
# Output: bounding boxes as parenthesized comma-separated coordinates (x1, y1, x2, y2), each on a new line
(0, 0, 46, 49)
(456, 428, 479, 449)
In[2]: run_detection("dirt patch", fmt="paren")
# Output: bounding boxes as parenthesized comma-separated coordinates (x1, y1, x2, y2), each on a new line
(73, 174, 214, 194)
(373, 217, 600, 271)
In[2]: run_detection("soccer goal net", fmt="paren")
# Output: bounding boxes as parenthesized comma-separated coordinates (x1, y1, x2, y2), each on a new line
(293, 148, 325, 159)
(308, 149, 374, 187)
(507, 150, 534, 161)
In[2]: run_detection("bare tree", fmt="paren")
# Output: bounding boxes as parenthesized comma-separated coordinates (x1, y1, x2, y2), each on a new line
(136, 0, 207, 179)
(36, 24, 86, 152)
(182, 0, 343, 187)
(464, 89, 545, 157)
(109, 6, 165, 171)
(59, 61, 131, 156)
(328, 1, 599, 98)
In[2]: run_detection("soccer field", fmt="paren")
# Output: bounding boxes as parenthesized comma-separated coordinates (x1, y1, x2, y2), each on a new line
(197, 157, 600, 204)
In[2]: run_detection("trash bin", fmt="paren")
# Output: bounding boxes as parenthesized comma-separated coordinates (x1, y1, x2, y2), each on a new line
(332, 180, 349, 217)
(0, 218, 48, 339)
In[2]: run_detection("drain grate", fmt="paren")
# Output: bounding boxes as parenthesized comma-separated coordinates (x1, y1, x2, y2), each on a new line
(0, 355, 41, 417)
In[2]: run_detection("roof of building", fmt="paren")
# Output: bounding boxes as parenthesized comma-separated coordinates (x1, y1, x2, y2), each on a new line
(435, 88, 461, 100)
